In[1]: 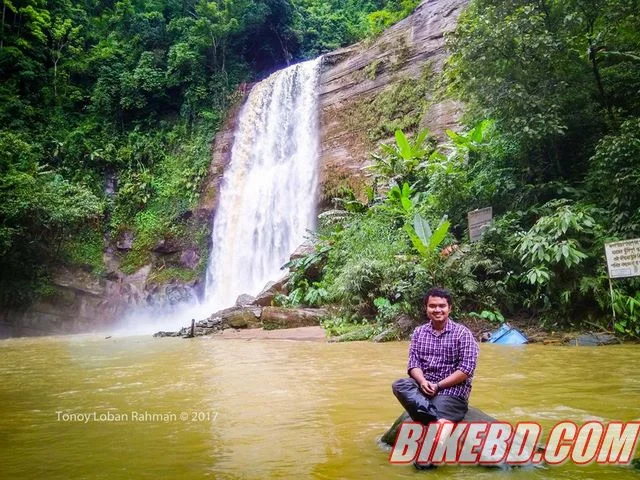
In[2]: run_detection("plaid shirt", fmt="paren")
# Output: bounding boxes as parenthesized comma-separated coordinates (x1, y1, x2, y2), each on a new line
(407, 318, 479, 400)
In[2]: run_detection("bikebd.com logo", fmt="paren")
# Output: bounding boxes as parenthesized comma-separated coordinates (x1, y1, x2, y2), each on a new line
(389, 420, 640, 466)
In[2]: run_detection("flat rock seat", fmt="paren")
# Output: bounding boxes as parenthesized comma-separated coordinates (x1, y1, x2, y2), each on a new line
(380, 406, 498, 447)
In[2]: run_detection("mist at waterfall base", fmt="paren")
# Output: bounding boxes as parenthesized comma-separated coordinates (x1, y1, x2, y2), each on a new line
(111, 58, 322, 335)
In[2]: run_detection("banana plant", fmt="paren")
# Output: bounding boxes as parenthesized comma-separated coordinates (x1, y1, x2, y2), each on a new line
(368, 129, 432, 188)
(404, 213, 450, 257)
(445, 119, 494, 152)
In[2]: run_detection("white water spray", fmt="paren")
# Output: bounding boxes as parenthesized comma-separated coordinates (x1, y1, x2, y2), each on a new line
(203, 58, 322, 312)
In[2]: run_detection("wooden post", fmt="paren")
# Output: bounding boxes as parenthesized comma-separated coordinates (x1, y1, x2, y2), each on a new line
(190, 319, 195, 338)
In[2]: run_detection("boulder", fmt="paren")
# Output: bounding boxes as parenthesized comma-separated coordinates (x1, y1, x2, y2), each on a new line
(288, 242, 325, 281)
(210, 305, 262, 329)
(380, 408, 546, 469)
(254, 276, 290, 306)
(235, 293, 256, 307)
(261, 307, 328, 330)
(289, 241, 316, 261)
(395, 313, 422, 338)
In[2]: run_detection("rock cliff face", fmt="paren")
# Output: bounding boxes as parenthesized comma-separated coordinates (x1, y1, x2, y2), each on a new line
(317, 0, 467, 205)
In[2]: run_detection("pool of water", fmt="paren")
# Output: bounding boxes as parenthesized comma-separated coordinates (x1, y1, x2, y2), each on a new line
(0, 334, 638, 479)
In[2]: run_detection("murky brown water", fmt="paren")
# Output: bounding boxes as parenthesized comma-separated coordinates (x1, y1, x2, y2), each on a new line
(0, 335, 638, 479)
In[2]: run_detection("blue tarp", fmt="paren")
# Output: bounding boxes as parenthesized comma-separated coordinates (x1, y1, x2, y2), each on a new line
(488, 323, 528, 345)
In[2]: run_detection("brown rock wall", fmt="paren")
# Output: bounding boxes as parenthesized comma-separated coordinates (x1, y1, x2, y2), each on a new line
(317, 0, 467, 204)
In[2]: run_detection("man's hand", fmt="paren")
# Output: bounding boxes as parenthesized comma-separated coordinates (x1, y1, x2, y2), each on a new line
(419, 380, 439, 397)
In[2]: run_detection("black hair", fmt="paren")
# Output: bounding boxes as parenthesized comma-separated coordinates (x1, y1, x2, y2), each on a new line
(423, 287, 453, 307)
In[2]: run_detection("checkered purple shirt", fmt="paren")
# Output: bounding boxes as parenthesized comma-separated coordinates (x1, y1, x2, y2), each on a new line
(407, 318, 479, 400)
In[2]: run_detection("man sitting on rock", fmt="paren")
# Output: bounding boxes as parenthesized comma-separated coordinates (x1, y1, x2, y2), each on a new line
(392, 287, 479, 426)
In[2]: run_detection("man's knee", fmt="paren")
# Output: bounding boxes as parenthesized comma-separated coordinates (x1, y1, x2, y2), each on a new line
(432, 396, 468, 422)
(392, 377, 416, 396)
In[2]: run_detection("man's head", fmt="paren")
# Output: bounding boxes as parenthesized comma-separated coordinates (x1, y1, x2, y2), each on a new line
(423, 287, 452, 324)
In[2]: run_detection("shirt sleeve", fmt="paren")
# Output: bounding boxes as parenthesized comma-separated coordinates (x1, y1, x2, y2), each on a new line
(457, 329, 479, 377)
(407, 329, 422, 373)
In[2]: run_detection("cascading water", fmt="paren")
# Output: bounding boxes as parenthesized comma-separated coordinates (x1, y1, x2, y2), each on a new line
(112, 58, 321, 334)
(203, 58, 322, 312)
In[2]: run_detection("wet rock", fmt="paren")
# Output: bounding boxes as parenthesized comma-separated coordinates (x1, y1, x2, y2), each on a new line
(165, 285, 195, 305)
(565, 333, 621, 346)
(226, 308, 262, 329)
(153, 331, 181, 338)
(206, 305, 262, 329)
(290, 241, 316, 261)
(180, 248, 200, 269)
(116, 230, 134, 251)
(153, 238, 181, 254)
(262, 307, 328, 330)
(380, 408, 499, 447)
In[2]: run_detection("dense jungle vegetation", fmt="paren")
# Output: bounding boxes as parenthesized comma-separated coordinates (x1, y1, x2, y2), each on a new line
(280, 0, 640, 338)
(0, 0, 418, 306)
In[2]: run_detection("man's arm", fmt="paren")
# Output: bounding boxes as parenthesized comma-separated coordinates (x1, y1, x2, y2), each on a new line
(437, 330, 479, 392)
(434, 370, 469, 390)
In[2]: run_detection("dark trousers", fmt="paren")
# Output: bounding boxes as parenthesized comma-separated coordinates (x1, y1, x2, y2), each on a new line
(392, 378, 468, 424)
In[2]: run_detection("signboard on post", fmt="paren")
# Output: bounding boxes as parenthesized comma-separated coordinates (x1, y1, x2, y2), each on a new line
(467, 207, 493, 242)
(605, 238, 640, 279)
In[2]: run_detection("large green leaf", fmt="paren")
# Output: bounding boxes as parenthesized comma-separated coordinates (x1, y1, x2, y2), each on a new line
(428, 218, 450, 251)
(412, 213, 432, 246)
(395, 129, 411, 160)
(404, 223, 427, 256)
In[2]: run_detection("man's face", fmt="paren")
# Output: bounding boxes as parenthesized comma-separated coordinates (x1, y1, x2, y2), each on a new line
(425, 295, 451, 323)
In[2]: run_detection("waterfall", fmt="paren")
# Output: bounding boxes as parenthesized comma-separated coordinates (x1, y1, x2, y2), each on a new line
(110, 58, 321, 335)
(203, 58, 322, 312)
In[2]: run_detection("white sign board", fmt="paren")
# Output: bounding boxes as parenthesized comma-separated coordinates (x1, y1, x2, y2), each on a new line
(468, 207, 493, 242)
(605, 238, 640, 279)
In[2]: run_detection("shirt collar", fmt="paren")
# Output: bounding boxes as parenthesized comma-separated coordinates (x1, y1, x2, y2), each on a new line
(425, 317, 453, 335)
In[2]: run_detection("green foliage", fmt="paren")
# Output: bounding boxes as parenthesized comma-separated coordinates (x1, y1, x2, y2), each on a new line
(373, 296, 410, 324)
(0, 137, 103, 305)
(612, 289, 640, 338)
(468, 310, 505, 324)
(321, 315, 380, 340)
(447, 0, 640, 184)
(587, 117, 640, 235)
(405, 214, 450, 258)
(61, 227, 105, 275)
(292, 0, 418, 57)
(515, 200, 606, 321)
(367, 0, 420, 37)
(364, 59, 383, 80)
(369, 129, 434, 188)
(349, 65, 436, 143)
(148, 266, 200, 285)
